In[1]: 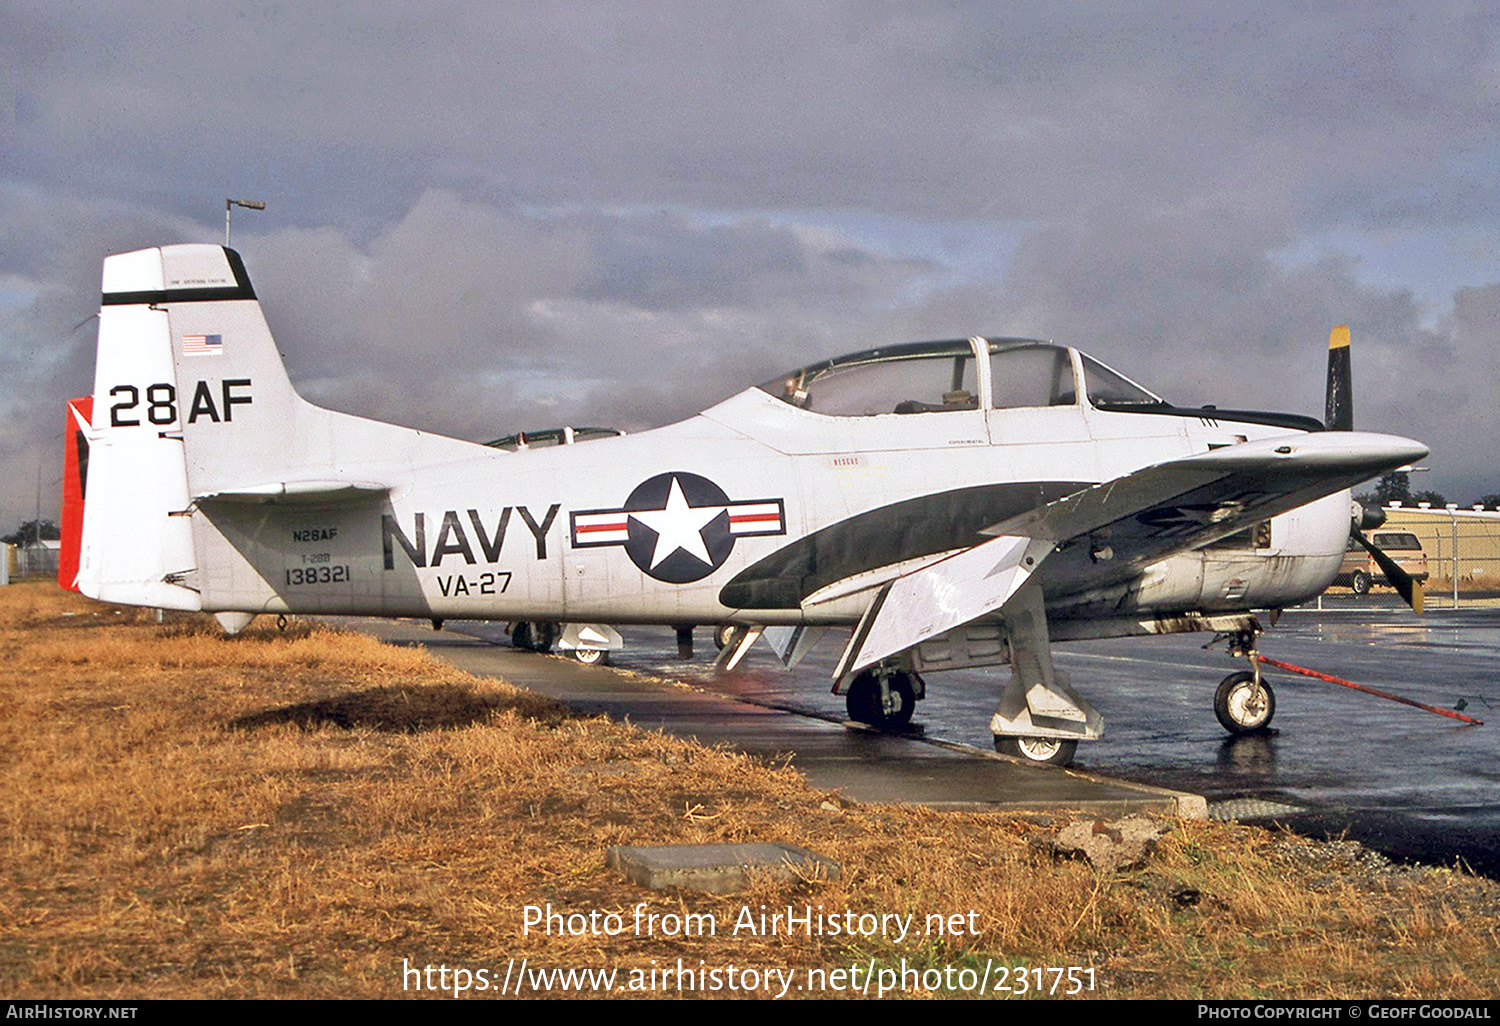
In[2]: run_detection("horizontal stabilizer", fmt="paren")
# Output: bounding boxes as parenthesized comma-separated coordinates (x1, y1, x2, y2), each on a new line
(834, 534, 1055, 680)
(195, 480, 391, 505)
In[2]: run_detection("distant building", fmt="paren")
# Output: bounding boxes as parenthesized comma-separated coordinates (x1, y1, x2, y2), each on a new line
(1383, 505, 1500, 585)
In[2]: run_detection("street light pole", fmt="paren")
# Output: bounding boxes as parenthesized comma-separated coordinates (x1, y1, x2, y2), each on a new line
(224, 198, 266, 246)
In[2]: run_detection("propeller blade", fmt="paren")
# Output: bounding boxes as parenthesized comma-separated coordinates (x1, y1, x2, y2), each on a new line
(1353, 529, 1424, 614)
(1325, 324, 1354, 431)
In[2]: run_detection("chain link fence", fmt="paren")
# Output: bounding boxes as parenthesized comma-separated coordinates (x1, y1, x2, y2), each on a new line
(3, 542, 60, 582)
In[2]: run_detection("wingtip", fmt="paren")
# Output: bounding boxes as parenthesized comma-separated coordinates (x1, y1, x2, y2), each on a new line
(1329, 324, 1351, 350)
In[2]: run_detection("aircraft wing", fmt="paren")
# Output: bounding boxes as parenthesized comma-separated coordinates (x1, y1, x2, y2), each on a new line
(834, 431, 1426, 678)
(987, 431, 1427, 591)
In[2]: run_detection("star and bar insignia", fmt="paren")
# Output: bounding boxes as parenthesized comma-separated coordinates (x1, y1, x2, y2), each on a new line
(571, 471, 785, 583)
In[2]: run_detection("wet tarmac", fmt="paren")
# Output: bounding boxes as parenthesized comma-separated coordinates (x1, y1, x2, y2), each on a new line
(453, 595, 1499, 877)
(355, 618, 1201, 817)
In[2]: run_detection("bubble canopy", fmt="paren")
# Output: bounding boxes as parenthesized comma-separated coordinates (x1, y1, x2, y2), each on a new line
(758, 337, 1163, 417)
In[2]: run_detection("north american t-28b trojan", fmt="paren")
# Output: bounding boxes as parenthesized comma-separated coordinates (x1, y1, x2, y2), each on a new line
(63, 244, 1428, 766)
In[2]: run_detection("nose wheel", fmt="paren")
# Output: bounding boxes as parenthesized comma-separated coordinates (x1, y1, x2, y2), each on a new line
(1214, 670, 1276, 733)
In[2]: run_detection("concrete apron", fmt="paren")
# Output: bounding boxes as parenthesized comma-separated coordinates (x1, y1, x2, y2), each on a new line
(345, 618, 1206, 819)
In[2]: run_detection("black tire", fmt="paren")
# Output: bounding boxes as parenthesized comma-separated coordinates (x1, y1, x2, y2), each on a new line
(713, 623, 735, 651)
(511, 621, 533, 650)
(532, 621, 558, 653)
(1350, 570, 1371, 595)
(993, 736, 1078, 767)
(572, 647, 608, 665)
(844, 671, 916, 729)
(1214, 671, 1276, 734)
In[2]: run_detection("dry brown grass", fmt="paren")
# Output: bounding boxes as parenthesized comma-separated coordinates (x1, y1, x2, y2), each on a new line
(2, 581, 1497, 999)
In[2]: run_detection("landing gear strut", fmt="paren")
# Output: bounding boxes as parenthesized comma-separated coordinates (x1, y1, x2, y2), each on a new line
(986, 584, 1101, 767)
(511, 620, 558, 653)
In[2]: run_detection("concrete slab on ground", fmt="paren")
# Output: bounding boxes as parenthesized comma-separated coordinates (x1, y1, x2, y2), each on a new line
(606, 843, 841, 893)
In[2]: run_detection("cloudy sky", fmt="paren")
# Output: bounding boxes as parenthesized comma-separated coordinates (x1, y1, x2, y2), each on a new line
(3, 2, 1498, 525)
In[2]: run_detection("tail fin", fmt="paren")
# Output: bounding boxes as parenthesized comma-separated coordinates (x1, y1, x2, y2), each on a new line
(76, 249, 203, 608)
(79, 244, 481, 612)
(102, 244, 304, 499)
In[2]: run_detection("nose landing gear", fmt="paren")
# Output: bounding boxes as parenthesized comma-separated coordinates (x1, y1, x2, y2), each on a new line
(1215, 628, 1276, 734)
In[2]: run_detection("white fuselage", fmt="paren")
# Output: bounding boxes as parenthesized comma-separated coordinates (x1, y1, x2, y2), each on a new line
(189, 378, 1350, 631)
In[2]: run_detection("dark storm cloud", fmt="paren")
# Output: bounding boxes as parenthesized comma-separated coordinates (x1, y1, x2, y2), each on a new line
(579, 214, 810, 311)
(9, 4, 1490, 226)
(231, 192, 941, 441)
(2, 1, 1499, 520)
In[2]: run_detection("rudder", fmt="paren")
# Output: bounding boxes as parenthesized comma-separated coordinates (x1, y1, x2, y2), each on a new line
(58, 397, 91, 592)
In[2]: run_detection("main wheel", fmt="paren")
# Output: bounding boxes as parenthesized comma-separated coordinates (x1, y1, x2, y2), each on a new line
(994, 736, 1078, 767)
(1214, 671, 1276, 734)
(844, 671, 916, 729)
(511, 621, 533, 650)
(713, 623, 735, 650)
(532, 621, 558, 653)
(1350, 569, 1371, 595)
(571, 646, 608, 665)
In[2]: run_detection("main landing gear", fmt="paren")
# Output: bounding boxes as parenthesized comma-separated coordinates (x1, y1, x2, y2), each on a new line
(987, 584, 1102, 768)
(1214, 628, 1276, 734)
(509, 620, 557, 653)
(843, 667, 922, 730)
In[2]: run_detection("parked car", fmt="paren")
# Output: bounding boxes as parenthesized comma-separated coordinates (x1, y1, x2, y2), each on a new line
(1338, 531, 1429, 594)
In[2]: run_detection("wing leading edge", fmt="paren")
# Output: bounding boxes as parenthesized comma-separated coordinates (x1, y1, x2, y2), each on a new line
(834, 431, 1427, 678)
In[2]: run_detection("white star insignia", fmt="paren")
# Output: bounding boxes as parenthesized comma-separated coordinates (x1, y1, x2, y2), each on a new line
(630, 477, 726, 569)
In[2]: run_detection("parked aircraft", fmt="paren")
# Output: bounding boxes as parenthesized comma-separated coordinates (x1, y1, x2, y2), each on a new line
(62, 245, 1427, 766)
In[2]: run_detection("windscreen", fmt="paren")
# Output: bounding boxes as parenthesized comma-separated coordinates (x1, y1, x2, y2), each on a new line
(1081, 354, 1163, 405)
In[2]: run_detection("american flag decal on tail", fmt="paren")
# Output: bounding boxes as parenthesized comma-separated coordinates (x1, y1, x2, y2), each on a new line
(182, 333, 223, 356)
